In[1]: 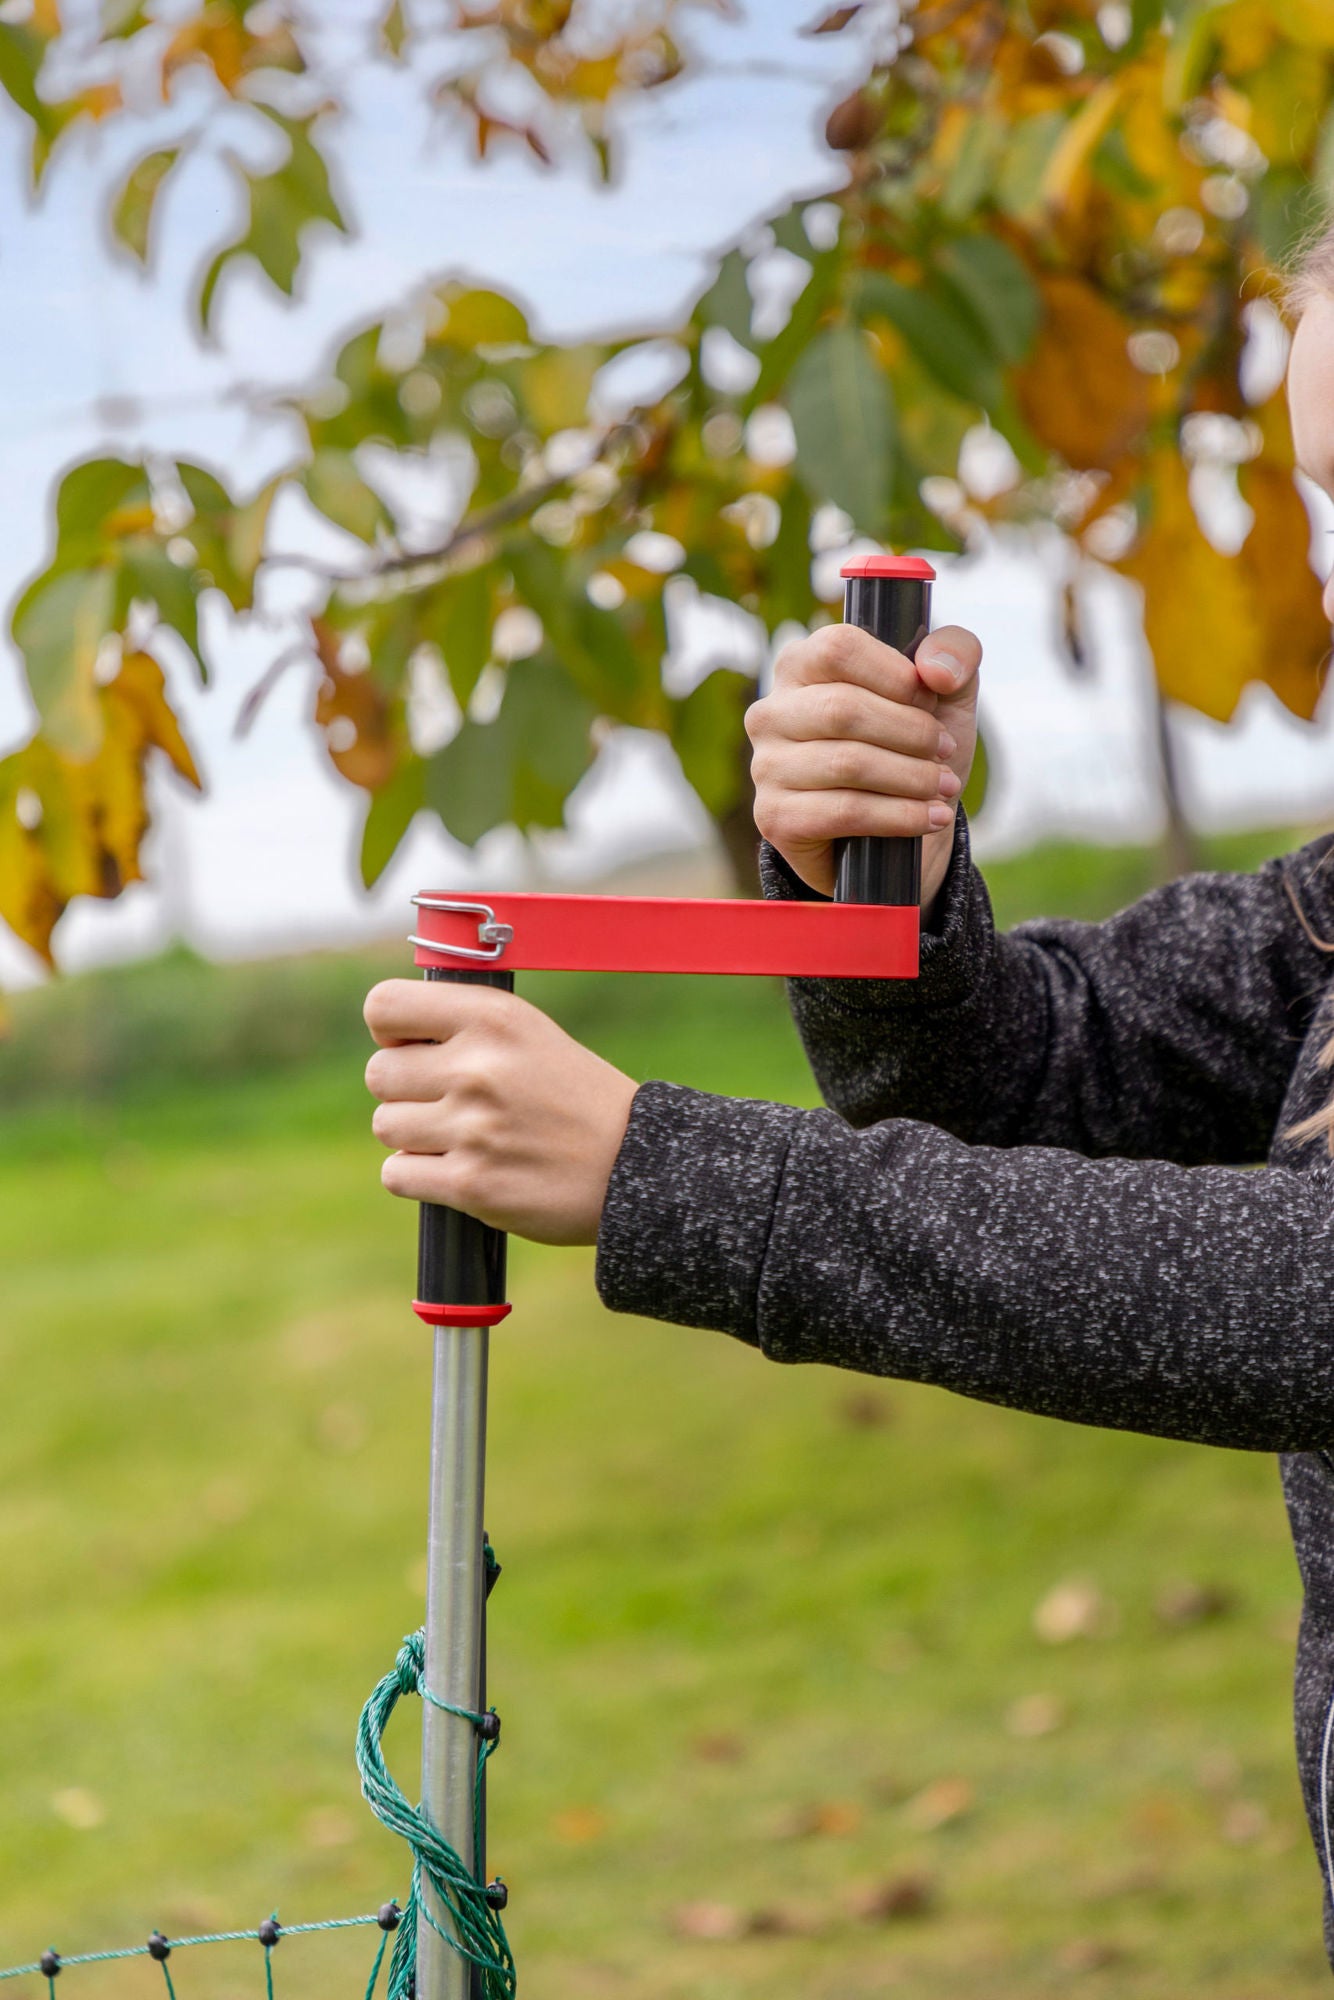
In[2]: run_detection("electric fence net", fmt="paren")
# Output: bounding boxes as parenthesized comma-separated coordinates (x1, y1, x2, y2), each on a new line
(0, 1627, 516, 2000)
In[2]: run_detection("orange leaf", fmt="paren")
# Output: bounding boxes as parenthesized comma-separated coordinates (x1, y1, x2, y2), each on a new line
(1014, 278, 1149, 471)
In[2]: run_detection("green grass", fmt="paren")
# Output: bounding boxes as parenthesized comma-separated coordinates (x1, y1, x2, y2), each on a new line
(0, 826, 1329, 1999)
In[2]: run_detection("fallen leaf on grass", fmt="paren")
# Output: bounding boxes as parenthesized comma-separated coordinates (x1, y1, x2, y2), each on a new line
(692, 1731, 745, 1764)
(1221, 1799, 1269, 1845)
(669, 1900, 822, 1941)
(671, 1901, 747, 1941)
(52, 1787, 105, 1831)
(903, 1777, 972, 1831)
(1154, 1580, 1235, 1628)
(304, 1806, 355, 1850)
(769, 1798, 863, 1839)
(1196, 1749, 1240, 1794)
(1004, 1693, 1067, 1738)
(1033, 1578, 1114, 1644)
(1056, 1937, 1126, 1972)
(845, 1873, 936, 1922)
(838, 1390, 894, 1429)
(552, 1806, 608, 1844)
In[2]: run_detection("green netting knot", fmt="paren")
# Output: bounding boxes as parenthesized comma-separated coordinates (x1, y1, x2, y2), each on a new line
(357, 1631, 515, 2000)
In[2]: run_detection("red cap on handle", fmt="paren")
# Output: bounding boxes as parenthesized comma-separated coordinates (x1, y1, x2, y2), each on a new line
(839, 554, 936, 581)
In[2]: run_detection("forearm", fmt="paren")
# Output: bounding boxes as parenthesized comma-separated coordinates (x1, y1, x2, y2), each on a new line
(597, 1082, 1334, 1454)
(765, 822, 1333, 1165)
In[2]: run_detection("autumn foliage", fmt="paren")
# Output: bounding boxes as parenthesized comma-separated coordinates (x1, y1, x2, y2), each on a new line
(2, 0, 1333, 964)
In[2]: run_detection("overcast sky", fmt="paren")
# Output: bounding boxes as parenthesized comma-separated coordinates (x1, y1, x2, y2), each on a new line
(1, 0, 1332, 985)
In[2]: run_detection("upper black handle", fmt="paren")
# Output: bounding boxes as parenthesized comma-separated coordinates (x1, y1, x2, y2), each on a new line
(834, 556, 935, 908)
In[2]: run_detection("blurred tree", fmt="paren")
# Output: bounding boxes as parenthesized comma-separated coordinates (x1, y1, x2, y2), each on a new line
(2, 0, 1332, 962)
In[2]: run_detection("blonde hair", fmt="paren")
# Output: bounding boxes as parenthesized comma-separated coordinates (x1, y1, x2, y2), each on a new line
(1268, 225, 1334, 1151)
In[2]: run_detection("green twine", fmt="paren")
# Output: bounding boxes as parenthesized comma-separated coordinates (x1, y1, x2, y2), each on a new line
(357, 1630, 516, 2000)
(0, 1596, 516, 1995)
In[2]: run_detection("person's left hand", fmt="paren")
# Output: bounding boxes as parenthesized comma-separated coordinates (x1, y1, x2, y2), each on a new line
(364, 979, 638, 1245)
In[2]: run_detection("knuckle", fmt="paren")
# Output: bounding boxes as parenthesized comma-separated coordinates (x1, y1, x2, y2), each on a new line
(815, 684, 854, 737)
(826, 742, 864, 790)
(744, 695, 773, 743)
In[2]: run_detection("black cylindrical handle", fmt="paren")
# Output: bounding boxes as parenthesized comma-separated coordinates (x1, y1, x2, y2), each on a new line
(416, 965, 513, 1313)
(835, 561, 935, 908)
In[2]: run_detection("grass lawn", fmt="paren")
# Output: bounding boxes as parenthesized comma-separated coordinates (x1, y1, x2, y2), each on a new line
(0, 827, 1329, 1999)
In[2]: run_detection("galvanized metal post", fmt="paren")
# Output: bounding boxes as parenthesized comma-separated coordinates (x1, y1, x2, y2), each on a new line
(418, 1320, 489, 2000)
(409, 956, 513, 2000)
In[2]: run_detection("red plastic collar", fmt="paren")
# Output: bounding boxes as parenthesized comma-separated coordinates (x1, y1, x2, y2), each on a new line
(412, 895, 918, 980)
(839, 554, 936, 580)
(412, 1302, 513, 1328)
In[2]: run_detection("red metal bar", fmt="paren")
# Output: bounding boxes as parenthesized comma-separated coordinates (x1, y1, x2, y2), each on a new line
(411, 893, 918, 980)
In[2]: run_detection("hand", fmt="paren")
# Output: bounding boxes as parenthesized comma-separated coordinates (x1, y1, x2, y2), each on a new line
(746, 619, 983, 913)
(364, 980, 638, 1246)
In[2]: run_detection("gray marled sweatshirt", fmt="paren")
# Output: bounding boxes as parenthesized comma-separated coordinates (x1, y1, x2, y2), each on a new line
(594, 812, 1334, 1962)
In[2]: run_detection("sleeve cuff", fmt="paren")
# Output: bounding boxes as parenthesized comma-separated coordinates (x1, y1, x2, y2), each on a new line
(595, 1079, 802, 1342)
(763, 811, 989, 1016)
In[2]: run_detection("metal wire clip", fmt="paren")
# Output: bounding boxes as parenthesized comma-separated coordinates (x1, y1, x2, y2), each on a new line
(408, 896, 515, 964)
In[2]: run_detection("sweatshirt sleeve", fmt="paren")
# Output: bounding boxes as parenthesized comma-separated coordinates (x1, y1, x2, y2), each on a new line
(596, 1080, 1334, 1454)
(762, 817, 1334, 1167)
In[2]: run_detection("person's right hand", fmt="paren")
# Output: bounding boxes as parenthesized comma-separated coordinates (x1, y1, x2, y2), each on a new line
(746, 619, 983, 914)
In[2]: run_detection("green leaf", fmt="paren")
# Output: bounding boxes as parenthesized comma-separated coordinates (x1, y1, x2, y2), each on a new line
(55, 459, 150, 556)
(360, 756, 425, 887)
(961, 724, 990, 819)
(177, 464, 274, 610)
(746, 248, 841, 410)
(101, 0, 151, 38)
(508, 543, 662, 724)
(518, 345, 600, 431)
(856, 272, 1002, 408)
(425, 653, 596, 845)
(200, 111, 347, 330)
(932, 237, 1039, 366)
(786, 325, 894, 532)
(1250, 170, 1319, 271)
(112, 148, 179, 264)
(764, 483, 815, 629)
(117, 544, 204, 676)
(669, 669, 753, 818)
(941, 112, 1006, 221)
(424, 566, 494, 706)
(432, 286, 531, 351)
(11, 568, 116, 758)
(1091, 124, 1157, 200)
(304, 449, 390, 543)
(696, 249, 754, 346)
(380, 0, 408, 57)
(996, 111, 1066, 221)
(0, 22, 47, 130)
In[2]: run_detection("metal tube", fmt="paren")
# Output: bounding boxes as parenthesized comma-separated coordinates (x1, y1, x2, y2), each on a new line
(418, 1320, 490, 2000)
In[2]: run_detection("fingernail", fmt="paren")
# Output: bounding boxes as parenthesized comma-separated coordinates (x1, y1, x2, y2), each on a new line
(938, 768, 962, 798)
(928, 802, 954, 828)
(925, 645, 965, 680)
(937, 728, 957, 759)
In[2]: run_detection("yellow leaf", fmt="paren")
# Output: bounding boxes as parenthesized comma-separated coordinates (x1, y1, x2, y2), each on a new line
(1238, 457, 1330, 721)
(1268, 0, 1334, 52)
(1117, 452, 1263, 722)
(0, 655, 200, 964)
(1039, 75, 1124, 211)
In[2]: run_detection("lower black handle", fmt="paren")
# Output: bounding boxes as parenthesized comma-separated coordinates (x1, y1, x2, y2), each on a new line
(416, 965, 513, 1312)
(835, 564, 934, 908)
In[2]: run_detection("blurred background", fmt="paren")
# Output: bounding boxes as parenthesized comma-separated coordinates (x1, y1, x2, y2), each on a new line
(2, 1, 1334, 1993)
